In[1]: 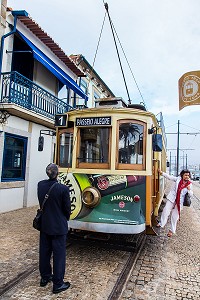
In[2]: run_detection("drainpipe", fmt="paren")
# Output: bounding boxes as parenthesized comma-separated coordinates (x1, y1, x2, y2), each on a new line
(0, 10, 28, 75)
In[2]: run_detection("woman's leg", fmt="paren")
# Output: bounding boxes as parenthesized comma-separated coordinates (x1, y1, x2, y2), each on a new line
(159, 200, 174, 228)
(170, 204, 179, 234)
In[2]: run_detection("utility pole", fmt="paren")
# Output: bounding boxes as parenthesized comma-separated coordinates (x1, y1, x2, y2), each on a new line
(186, 153, 188, 169)
(166, 120, 200, 176)
(169, 154, 176, 175)
(176, 120, 180, 176)
(167, 149, 194, 175)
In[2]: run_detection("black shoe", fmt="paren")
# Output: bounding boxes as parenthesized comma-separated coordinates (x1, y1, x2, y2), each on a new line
(40, 275, 53, 287)
(53, 282, 70, 294)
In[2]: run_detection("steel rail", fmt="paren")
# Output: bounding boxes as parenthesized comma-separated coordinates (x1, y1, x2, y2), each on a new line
(107, 234, 146, 300)
(0, 264, 38, 299)
(0, 242, 72, 299)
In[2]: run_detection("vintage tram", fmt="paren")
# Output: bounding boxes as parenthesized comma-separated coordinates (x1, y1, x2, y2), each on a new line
(54, 97, 167, 235)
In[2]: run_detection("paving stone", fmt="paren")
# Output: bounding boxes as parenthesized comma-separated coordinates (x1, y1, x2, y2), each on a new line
(1, 182, 200, 299)
(120, 182, 200, 300)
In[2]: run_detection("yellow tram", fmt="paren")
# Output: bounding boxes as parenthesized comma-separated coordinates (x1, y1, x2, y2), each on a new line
(54, 97, 167, 235)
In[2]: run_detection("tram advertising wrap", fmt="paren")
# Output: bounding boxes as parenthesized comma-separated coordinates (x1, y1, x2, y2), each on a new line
(59, 173, 146, 226)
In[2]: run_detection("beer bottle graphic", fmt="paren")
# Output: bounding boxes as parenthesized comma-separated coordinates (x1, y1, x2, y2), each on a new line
(90, 174, 144, 196)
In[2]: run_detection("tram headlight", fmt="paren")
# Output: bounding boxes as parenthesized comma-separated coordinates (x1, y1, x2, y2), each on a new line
(82, 187, 101, 208)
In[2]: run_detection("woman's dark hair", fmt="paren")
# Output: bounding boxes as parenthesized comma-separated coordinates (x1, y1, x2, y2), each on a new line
(180, 169, 191, 178)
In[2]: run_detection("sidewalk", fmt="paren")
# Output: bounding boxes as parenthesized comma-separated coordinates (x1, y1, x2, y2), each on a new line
(0, 206, 39, 293)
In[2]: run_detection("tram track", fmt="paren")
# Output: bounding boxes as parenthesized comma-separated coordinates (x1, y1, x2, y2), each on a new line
(0, 264, 38, 299)
(0, 234, 146, 299)
(107, 234, 146, 300)
(0, 242, 73, 299)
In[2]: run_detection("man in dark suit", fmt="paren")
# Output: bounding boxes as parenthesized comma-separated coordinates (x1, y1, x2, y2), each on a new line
(37, 163, 71, 294)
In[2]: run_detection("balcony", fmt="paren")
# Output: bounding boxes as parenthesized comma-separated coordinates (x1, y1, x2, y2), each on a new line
(0, 71, 73, 128)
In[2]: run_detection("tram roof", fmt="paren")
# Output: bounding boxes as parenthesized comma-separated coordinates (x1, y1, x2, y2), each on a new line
(68, 105, 159, 123)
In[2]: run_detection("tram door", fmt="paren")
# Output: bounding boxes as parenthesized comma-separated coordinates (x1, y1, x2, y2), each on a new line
(152, 159, 160, 218)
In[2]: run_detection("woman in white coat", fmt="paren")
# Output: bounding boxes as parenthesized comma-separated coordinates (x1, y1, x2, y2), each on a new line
(157, 169, 193, 237)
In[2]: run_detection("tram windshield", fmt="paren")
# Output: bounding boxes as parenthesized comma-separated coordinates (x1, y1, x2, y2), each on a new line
(117, 121, 144, 169)
(79, 127, 109, 164)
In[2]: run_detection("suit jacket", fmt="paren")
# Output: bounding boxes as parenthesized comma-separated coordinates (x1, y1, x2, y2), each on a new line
(162, 172, 193, 206)
(37, 179, 71, 235)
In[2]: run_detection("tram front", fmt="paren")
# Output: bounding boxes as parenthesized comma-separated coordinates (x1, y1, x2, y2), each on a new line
(55, 97, 166, 235)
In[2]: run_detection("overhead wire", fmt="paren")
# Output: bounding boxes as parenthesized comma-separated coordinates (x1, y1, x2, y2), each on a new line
(180, 122, 200, 133)
(180, 121, 200, 151)
(110, 17, 146, 108)
(102, 1, 146, 107)
(91, 11, 107, 79)
(89, 10, 107, 107)
(104, 3, 131, 104)
(66, 7, 108, 174)
(165, 123, 179, 129)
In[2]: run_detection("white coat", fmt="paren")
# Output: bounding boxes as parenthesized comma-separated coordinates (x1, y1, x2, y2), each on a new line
(159, 172, 193, 233)
(162, 172, 193, 206)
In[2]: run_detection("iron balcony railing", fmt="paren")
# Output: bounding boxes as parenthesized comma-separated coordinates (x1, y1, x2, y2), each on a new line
(0, 71, 73, 120)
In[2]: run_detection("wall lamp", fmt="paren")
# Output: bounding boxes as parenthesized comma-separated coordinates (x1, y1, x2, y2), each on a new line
(38, 130, 56, 151)
(0, 110, 10, 124)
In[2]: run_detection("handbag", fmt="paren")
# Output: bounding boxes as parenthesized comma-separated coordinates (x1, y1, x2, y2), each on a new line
(33, 182, 58, 231)
(183, 192, 191, 207)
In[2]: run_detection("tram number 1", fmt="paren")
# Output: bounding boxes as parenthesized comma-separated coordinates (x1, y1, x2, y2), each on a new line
(55, 114, 68, 127)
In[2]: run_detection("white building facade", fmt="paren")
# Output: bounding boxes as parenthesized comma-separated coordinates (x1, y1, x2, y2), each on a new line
(0, 4, 87, 212)
(70, 54, 115, 108)
(0, 2, 115, 213)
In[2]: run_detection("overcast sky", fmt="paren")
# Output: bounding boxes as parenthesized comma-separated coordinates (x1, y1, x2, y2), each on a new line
(7, 0, 200, 170)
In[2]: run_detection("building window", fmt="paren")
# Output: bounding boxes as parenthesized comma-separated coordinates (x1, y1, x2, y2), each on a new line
(1, 133, 28, 181)
(80, 79, 88, 94)
(94, 90, 100, 99)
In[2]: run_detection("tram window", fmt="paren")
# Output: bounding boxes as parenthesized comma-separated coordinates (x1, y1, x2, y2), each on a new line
(58, 129, 73, 167)
(77, 127, 110, 168)
(117, 121, 145, 170)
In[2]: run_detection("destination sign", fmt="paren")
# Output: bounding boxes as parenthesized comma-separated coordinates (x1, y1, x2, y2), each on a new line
(76, 116, 111, 127)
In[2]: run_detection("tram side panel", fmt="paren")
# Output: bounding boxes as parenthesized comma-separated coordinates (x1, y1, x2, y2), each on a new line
(59, 172, 146, 234)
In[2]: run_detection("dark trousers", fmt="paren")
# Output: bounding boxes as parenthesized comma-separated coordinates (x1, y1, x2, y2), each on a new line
(39, 232, 67, 288)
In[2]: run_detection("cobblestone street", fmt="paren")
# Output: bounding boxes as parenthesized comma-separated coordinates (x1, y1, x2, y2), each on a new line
(0, 182, 200, 299)
(121, 182, 200, 300)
